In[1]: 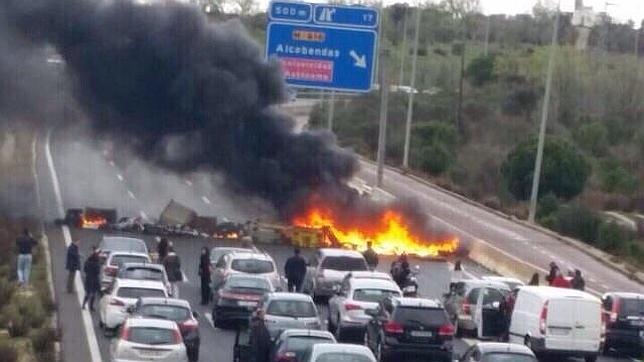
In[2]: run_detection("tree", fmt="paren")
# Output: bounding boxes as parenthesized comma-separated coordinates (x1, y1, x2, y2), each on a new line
(501, 137, 591, 201)
(466, 55, 496, 86)
(502, 86, 539, 123)
(234, 0, 256, 16)
(573, 121, 608, 156)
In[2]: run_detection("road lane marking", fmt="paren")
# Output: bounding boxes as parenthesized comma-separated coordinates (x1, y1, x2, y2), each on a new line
(127, 190, 136, 199)
(185, 179, 193, 187)
(109, 160, 115, 167)
(140, 211, 148, 220)
(45, 130, 103, 362)
(116, 173, 123, 181)
(202, 196, 211, 205)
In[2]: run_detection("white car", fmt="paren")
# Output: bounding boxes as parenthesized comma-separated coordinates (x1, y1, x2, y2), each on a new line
(303, 343, 376, 362)
(302, 249, 369, 300)
(102, 251, 151, 288)
(327, 277, 401, 341)
(481, 275, 525, 290)
(99, 279, 168, 332)
(99, 236, 148, 264)
(110, 317, 188, 362)
(211, 251, 281, 290)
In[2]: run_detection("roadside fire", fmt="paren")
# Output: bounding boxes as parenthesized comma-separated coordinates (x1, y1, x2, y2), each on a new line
(292, 207, 459, 257)
(81, 214, 108, 229)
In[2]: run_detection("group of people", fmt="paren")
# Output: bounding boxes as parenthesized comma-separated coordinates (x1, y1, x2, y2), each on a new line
(64, 239, 101, 310)
(543, 262, 586, 291)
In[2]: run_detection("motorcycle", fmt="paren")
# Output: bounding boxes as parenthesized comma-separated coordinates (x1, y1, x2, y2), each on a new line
(400, 265, 420, 297)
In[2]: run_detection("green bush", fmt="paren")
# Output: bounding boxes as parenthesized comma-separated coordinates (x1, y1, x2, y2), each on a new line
(574, 121, 608, 156)
(414, 144, 452, 175)
(31, 326, 58, 359)
(599, 160, 639, 195)
(466, 55, 496, 86)
(15, 295, 46, 329)
(0, 341, 18, 362)
(8, 313, 30, 337)
(553, 204, 601, 244)
(537, 193, 560, 220)
(0, 278, 15, 309)
(597, 221, 634, 252)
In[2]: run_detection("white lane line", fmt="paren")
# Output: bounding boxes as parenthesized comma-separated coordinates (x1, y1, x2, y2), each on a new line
(45, 130, 103, 362)
(127, 190, 136, 200)
(182, 272, 189, 283)
(140, 211, 149, 221)
(201, 196, 211, 205)
(185, 179, 193, 187)
(109, 160, 115, 167)
(116, 173, 124, 181)
(204, 313, 215, 329)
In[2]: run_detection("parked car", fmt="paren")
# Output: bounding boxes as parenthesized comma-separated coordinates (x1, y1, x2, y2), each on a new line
(481, 276, 525, 291)
(601, 292, 644, 356)
(98, 235, 148, 264)
(364, 297, 454, 362)
(210, 247, 253, 268)
(253, 293, 322, 341)
(302, 249, 369, 301)
(303, 343, 376, 362)
(270, 329, 336, 362)
(213, 274, 275, 328)
(459, 342, 537, 362)
(212, 251, 281, 291)
(117, 262, 171, 296)
(99, 278, 168, 333)
(102, 251, 151, 288)
(327, 276, 401, 341)
(110, 317, 188, 362)
(450, 279, 510, 338)
(128, 297, 200, 362)
(508, 286, 601, 362)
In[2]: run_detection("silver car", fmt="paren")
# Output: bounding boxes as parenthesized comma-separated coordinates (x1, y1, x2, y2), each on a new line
(303, 343, 376, 362)
(302, 249, 369, 300)
(110, 317, 188, 362)
(212, 251, 281, 291)
(254, 293, 322, 340)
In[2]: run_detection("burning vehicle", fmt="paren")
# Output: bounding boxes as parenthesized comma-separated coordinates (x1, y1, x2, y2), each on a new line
(57, 208, 117, 229)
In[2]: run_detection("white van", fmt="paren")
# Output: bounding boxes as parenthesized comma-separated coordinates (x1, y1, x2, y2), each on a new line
(509, 286, 602, 362)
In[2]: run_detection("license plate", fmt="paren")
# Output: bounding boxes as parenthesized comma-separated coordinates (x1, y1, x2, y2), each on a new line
(410, 331, 432, 337)
(238, 301, 257, 307)
(139, 350, 162, 358)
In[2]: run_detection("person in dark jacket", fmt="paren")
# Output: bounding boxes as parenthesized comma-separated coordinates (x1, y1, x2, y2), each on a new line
(391, 254, 411, 288)
(362, 241, 379, 270)
(82, 246, 101, 311)
(163, 245, 182, 298)
(545, 262, 558, 286)
(157, 237, 169, 262)
(528, 272, 539, 286)
(66, 239, 81, 293)
(284, 248, 307, 292)
(16, 228, 38, 287)
(198, 247, 212, 305)
(571, 269, 585, 291)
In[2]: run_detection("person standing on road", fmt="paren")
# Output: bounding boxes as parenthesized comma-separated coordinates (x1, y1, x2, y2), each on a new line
(163, 245, 182, 298)
(82, 246, 101, 311)
(452, 260, 463, 283)
(284, 248, 306, 293)
(545, 262, 558, 286)
(65, 239, 81, 293)
(571, 269, 585, 291)
(391, 253, 411, 288)
(16, 228, 38, 288)
(198, 247, 212, 305)
(528, 272, 539, 286)
(157, 237, 169, 262)
(362, 241, 378, 270)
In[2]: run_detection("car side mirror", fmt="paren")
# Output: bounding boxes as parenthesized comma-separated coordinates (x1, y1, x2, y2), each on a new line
(193, 311, 200, 318)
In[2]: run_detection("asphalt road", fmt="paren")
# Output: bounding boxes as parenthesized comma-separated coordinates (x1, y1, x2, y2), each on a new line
(35, 127, 637, 362)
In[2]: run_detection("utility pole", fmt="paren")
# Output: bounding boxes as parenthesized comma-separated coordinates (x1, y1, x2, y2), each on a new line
(402, 3, 421, 169)
(484, 15, 490, 56)
(376, 51, 390, 188)
(326, 90, 336, 130)
(398, 6, 408, 86)
(528, 3, 560, 223)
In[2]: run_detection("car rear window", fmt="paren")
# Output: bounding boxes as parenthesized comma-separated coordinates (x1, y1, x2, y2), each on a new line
(117, 287, 166, 299)
(103, 239, 146, 253)
(353, 289, 400, 303)
(227, 277, 271, 291)
(121, 267, 163, 281)
(110, 255, 149, 266)
(231, 259, 274, 274)
(315, 352, 371, 362)
(482, 353, 537, 362)
(321, 257, 367, 271)
(286, 336, 334, 353)
(127, 327, 176, 345)
(394, 307, 449, 326)
(267, 300, 316, 318)
(139, 305, 190, 322)
(620, 298, 644, 316)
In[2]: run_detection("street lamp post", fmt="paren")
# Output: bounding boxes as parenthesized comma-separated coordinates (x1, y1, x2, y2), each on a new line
(402, 3, 422, 169)
(376, 50, 390, 187)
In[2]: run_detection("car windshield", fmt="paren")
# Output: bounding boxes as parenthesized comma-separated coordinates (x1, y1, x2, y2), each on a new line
(226, 276, 271, 291)
(321, 257, 367, 271)
(353, 289, 400, 303)
(267, 300, 316, 318)
(315, 352, 371, 362)
(121, 267, 163, 281)
(127, 327, 176, 345)
(210, 248, 247, 263)
(621, 298, 644, 316)
(111, 255, 149, 266)
(482, 353, 537, 362)
(117, 287, 166, 299)
(102, 239, 146, 253)
(231, 259, 274, 274)
(139, 305, 190, 322)
(393, 307, 449, 326)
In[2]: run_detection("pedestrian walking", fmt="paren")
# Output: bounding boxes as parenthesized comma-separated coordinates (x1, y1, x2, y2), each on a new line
(391, 253, 411, 289)
(528, 272, 539, 286)
(65, 239, 81, 293)
(82, 246, 101, 311)
(284, 248, 306, 292)
(16, 228, 38, 288)
(571, 269, 585, 291)
(163, 245, 182, 298)
(362, 241, 378, 270)
(157, 237, 169, 262)
(198, 247, 212, 305)
(545, 262, 558, 286)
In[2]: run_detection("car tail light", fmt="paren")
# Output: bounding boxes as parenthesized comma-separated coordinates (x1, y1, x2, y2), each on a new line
(120, 325, 131, 341)
(384, 321, 404, 334)
(220, 291, 260, 301)
(105, 266, 118, 277)
(276, 351, 297, 362)
(110, 298, 125, 307)
(344, 302, 363, 311)
(539, 301, 549, 335)
(609, 298, 620, 323)
(172, 329, 183, 344)
(461, 301, 471, 315)
(438, 324, 455, 338)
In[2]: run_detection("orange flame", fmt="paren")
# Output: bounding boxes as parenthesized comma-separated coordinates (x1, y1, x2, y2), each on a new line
(81, 215, 108, 229)
(292, 207, 459, 257)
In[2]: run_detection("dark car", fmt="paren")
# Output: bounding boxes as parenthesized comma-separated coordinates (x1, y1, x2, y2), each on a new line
(601, 292, 644, 356)
(128, 297, 200, 362)
(459, 342, 537, 362)
(365, 297, 454, 362)
(213, 274, 274, 328)
(270, 329, 336, 362)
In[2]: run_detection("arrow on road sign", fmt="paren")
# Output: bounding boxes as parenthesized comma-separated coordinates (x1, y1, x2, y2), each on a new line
(349, 50, 366, 68)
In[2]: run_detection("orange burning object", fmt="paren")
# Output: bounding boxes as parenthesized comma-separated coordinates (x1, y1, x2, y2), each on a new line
(292, 207, 458, 257)
(81, 214, 108, 229)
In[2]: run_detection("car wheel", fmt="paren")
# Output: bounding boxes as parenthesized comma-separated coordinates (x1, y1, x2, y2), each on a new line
(584, 355, 597, 362)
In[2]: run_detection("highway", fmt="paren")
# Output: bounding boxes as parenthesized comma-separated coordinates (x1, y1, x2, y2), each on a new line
(33, 126, 638, 362)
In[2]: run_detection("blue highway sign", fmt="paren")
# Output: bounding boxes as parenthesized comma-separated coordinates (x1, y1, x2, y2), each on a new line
(266, 1, 379, 93)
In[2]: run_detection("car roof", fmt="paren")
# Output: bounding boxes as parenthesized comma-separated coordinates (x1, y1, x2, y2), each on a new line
(228, 252, 273, 261)
(394, 297, 442, 308)
(137, 297, 191, 309)
(459, 279, 511, 290)
(310, 343, 373, 356)
(267, 292, 314, 302)
(227, 274, 271, 282)
(476, 342, 535, 355)
(278, 329, 335, 340)
(101, 236, 145, 246)
(519, 286, 600, 302)
(604, 292, 644, 299)
(318, 248, 364, 258)
(350, 278, 400, 291)
(481, 276, 525, 285)
(115, 279, 167, 289)
(109, 251, 150, 259)
(211, 247, 250, 254)
(120, 262, 163, 270)
(346, 271, 392, 281)
(125, 317, 178, 330)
